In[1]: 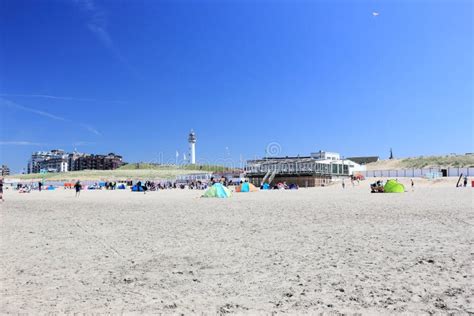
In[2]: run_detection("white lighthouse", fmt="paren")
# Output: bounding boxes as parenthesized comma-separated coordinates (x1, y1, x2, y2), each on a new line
(188, 129, 196, 164)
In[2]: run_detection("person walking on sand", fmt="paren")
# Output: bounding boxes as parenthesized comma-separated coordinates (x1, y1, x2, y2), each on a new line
(411, 179, 414, 191)
(74, 180, 82, 197)
(342, 179, 345, 189)
(38, 181, 43, 192)
(463, 176, 468, 187)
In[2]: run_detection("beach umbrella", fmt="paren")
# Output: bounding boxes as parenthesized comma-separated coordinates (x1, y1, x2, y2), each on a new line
(202, 183, 232, 198)
(236, 182, 258, 192)
(384, 179, 405, 193)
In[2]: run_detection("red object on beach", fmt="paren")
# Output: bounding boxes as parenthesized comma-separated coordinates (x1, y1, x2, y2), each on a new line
(471, 180, 474, 187)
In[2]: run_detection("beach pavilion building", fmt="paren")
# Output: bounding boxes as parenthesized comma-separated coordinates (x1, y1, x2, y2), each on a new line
(245, 151, 365, 187)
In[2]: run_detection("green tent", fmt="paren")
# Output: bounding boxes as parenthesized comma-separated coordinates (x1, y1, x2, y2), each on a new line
(384, 179, 405, 193)
(202, 183, 232, 198)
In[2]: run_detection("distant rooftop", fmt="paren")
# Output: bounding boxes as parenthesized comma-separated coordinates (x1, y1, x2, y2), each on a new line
(346, 156, 380, 165)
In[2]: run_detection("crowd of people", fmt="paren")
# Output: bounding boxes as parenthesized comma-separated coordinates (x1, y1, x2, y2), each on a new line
(1, 174, 470, 200)
(0, 176, 302, 201)
(132, 176, 236, 193)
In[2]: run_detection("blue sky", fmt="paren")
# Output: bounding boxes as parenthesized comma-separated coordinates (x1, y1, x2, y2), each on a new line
(1, 0, 473, 173)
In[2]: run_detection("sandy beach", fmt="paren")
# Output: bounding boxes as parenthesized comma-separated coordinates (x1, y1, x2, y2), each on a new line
(0, 178, 472, 314)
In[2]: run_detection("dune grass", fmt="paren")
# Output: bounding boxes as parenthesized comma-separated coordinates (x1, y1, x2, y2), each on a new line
(118, 163, 233, 172)
(7, 163, 234, 181)
(400, 155, 474, 168)
(366, 154, 474, 170)
(7, 167, 206, 181)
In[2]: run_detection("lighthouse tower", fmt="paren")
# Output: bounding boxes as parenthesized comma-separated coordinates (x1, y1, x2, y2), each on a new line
(188, 129, 196, 164)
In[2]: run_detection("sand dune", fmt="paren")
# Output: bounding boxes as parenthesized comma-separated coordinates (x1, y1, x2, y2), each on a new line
(0, 179, 472, 314)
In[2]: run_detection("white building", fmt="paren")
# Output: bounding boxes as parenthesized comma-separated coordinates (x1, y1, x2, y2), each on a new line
(310, 150, 366, 174)
(311, 150, 340, 161)
(343, 159, 366, 175)
(28, 149, 68, 174)
(245, 150, 366, 187)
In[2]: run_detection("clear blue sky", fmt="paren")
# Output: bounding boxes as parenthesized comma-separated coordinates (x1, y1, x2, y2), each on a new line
(1, 0, 473, 172)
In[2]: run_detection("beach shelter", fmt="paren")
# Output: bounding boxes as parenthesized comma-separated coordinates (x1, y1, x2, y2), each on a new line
(262, 183, 270, 190)
(202, 183, 232, 198)
(131, 184, 144, 192)
(384, 179, 405, 193)
(236, 182, 258, 192)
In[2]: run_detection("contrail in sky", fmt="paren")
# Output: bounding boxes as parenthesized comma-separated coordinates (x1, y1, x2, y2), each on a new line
(0, 97, 102, 136)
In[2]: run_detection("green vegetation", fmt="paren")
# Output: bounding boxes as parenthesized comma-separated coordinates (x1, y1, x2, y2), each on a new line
(119, 163, 233, 172)
(400, 155, 474, 168)
(366, 154, 474, 170)
(7, 163, 232, 181)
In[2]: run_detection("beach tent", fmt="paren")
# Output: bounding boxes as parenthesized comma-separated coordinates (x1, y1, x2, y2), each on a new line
(384, 179, 405, 193)
(131, 185, 144, 192)
(202, 183, 232, 198)
(46, 185, 56, 191)
(262, 183, 270, 190)
(236, 182, 258, 192)
(117, 183, 126, 190)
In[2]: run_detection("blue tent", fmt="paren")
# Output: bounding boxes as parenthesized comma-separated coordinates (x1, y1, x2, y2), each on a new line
(262, 183, 270, 190)
(131, 185, 144, 192)
(202, 183, 232, 198)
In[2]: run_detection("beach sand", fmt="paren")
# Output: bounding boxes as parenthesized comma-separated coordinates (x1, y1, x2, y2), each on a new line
(1, 178, 472, 314)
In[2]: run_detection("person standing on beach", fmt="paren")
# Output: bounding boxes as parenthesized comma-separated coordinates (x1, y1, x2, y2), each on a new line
(38, 181, 43, 192)
(0, 177, 4, 202)
(411, 179, 414, 191)
(342, 179, 345, 189)
(74, 180, 82, 197)
(463, 176, 468, 187)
